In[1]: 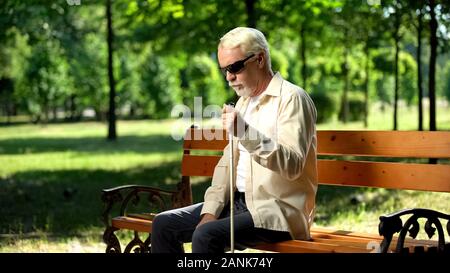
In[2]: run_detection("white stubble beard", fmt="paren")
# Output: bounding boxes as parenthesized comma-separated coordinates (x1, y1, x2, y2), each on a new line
(231, 85, 253, 98)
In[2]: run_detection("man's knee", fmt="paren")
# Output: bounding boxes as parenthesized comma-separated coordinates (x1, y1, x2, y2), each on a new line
(193, 223, 219, 247)
(152, 213, 171, 234)
(192, 224, 207, 245)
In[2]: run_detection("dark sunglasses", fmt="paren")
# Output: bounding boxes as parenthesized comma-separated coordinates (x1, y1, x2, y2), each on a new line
(220, 54, 255, 75)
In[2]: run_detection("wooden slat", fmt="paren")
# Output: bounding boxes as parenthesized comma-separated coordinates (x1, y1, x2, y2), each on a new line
(318, 160, 450, 192)
(181, 155, 221, 176)
(311, 229, 438, 248)
(183, 129, 228, 151)
(180, 155, 450, 192)
(311, 226, 438, 248)
(127, 213, 157, 221)
(112, 216, 152, 233)
(253, 239, 372, 253)
(311, 226, 381, 238)
(317, 130, 450, 158)
(182, 129, 450, 159)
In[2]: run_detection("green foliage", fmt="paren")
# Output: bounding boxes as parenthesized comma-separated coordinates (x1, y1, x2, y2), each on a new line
(17, 40, 72, 122)
(140, 53, 180, 119)
(308, 53, 343, 93)
(375, 74, 393, 105)
(399, 52, 418, 105)
(270, 48, 289, 79)
(68, 32, 108, 120)
(0, 0, 449, 127)
(372, 49, 394, 74)
(338, 94, 365, 122)
(440, 61, 450, 102)
(116, 50, 142, 117)
(310, 91, 336, 123)
(184, 54, 228, 107)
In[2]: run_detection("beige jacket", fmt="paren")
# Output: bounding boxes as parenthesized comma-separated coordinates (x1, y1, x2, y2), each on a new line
(200, 73, 318, 240)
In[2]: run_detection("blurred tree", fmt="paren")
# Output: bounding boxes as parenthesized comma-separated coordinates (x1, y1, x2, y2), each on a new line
(358, 3, 384, 127)
(372, 48, 395, 107)
(1, 0, 449, 129)
(275, 0, 340, 91)
(399, 52, 418, 106)
(185, 54, 228, 107)
(19, 40, 71, 123)
(418, 0, 449, 132)
(106, 0, 117, 140)
(140, 52, 180, 119)
(428, 0, 438, 131)
(383, 0, 409, 130)
(408, 0, 428, 130)
(442, 61, 450, 102)
(69, 32, 108, 121)
(333, 0, 363, 123)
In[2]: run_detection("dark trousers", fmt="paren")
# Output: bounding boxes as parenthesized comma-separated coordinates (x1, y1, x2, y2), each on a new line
(151, 191, 291, 253)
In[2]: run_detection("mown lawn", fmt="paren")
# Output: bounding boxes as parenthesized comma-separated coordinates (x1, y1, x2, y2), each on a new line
(0, 102, 449, 252)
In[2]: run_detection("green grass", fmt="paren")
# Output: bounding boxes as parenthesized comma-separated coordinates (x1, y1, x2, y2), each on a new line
(0, 102, 449, 252)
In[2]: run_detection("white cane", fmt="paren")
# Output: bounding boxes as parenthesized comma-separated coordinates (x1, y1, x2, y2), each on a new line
(227, 104, 235, 253)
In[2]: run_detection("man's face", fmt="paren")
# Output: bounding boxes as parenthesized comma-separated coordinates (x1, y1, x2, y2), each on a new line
(218, 46, 258, 98)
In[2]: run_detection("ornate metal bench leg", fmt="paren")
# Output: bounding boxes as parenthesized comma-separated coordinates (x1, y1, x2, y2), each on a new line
(143, 234, 152, 253)
(103, 226, 121, 253)
(124, 231, 147, 253)
(380, 235, 393, 253)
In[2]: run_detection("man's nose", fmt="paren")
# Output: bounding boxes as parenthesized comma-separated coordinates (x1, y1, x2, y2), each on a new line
(226, 71, 236, 81)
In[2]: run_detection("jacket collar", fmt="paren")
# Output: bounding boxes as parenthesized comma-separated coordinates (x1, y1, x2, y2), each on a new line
(263, 72, 283, 97)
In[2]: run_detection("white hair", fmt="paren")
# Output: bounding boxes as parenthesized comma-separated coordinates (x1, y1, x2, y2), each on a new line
(219, 27, 272, 71)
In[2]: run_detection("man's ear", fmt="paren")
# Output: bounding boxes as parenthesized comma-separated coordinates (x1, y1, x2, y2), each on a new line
(258, 54, 264, 66)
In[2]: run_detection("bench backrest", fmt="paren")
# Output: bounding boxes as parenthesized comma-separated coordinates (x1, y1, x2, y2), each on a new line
(179, 129, 450, 204)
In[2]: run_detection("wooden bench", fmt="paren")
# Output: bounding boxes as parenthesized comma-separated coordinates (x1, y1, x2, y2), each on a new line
(101, 128, 450, 253)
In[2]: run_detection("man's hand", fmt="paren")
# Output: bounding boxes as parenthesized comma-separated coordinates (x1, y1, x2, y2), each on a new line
(196, 213, 217, 228)
(222, 104, 246, 137)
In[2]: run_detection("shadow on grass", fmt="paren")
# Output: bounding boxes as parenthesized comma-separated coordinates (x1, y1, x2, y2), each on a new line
(0, 161, 211, 238)
(0, 135, 182, 155)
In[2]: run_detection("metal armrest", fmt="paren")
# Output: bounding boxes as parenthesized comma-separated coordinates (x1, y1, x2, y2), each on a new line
(378, 208, 450, 253)
(101, 184, 177, 228)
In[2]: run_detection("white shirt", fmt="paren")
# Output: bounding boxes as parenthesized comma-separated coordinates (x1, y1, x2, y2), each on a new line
(236, 94, 260, 192)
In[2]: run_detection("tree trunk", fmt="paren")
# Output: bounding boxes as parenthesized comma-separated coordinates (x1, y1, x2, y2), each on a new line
(70, 94, 76, 121)
(393, 12, 400, 131)
(300, 25, 307, 90)
(106, 0, 117, 140)
(245, 0, 257, 28)
(364, 43, 369, 128)
(428, 0, 437, 131)
(43, 96, 49, 125)
(129, 104, 135, 118)
(394, 37, 399, 131)
(341, 33, 349, 124)
(417, 9, 423, 131)
(52, 105, 58, 122)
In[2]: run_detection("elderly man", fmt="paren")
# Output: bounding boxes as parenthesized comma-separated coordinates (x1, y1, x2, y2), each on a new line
(151, 27, 318, 253)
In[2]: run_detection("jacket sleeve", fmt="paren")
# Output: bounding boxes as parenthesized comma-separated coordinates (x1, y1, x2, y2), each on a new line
(239, 90, 317, 181)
